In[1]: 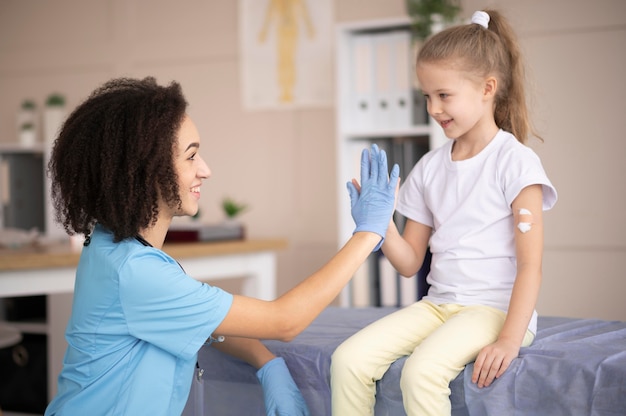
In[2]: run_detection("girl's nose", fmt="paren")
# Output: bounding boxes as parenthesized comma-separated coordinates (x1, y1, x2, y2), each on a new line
(427, 100, 442, 116)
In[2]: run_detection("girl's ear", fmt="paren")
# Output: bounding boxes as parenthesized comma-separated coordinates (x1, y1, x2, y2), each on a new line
(484, 76, 497, 99)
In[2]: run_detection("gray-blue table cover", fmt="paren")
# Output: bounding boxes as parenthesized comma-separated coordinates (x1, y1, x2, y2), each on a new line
(183, 307, 626, 416)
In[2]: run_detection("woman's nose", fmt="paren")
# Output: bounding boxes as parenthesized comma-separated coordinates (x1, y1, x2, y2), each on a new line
(198, 155, 211, 178)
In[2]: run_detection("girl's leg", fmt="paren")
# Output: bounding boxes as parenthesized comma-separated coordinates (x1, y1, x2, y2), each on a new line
(400, 304, 508, 416)
(331, 301, 445, 415)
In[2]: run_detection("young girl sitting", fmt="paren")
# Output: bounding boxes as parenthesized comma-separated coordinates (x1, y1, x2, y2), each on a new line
(331, 9, 558, 415)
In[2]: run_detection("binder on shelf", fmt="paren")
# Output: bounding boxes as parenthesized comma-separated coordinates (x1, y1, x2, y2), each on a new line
(350, 34, 375, 131)
(349, 242, 431, 308)
(368, 253, 381, 307)
(348, 29, 414, 132)
(387, 30, 414, 129)
(387, 136, 429, 186)
(371, 30, 414, 130)
(390, 137, 406, 180)
(403, 136, 430, 176)
(400, 138, 415, 183)
(372, 33, 393, 128)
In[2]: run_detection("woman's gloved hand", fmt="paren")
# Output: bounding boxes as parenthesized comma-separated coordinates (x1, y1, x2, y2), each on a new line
(256, 357, 311, 416)
(347, 144, 400, 250)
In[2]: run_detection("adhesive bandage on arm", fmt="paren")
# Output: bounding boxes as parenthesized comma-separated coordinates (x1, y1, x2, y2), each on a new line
(517, 208, 533, 233)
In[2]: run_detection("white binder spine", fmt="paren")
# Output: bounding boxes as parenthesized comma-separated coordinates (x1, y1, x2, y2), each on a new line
(388, 30, 414, 129)
(350, 34, 375, 131)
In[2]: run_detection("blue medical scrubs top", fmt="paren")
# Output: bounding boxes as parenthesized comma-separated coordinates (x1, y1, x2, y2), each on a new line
(45, 224, 234, 415)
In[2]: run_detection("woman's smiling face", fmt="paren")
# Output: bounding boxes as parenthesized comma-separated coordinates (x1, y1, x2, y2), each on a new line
(170, 115, 211, 218)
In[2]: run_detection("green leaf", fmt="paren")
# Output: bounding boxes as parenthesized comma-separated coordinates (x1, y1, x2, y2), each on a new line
(406, 0, 461, 40)
(222, 197, 248, 218)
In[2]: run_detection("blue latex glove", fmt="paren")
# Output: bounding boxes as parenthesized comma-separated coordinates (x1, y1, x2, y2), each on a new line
(256, 357, 311, 416)
(347, 144, 399, 250)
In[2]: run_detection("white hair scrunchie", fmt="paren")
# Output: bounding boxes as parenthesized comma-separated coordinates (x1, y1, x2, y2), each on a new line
(471, 11, 490, 29)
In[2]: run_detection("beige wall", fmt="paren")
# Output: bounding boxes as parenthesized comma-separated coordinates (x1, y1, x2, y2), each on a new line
(1, 0, 624, 320)
(461, 0, 626, 321)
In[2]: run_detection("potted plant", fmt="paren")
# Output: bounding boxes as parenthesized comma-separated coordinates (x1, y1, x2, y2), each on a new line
(45, 93, 66, 107)
(406, 0, 462, 40)
(21, 99, 36, 111)
(222, 197, 248, 221)
(219, 197, 248, 239)
(17, 99, 37, 145)
(44, 92, 67, 145)
(19, 121, 36, 146)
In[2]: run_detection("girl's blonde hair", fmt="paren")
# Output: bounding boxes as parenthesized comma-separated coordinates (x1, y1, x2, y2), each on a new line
(417, 9, 539, 144)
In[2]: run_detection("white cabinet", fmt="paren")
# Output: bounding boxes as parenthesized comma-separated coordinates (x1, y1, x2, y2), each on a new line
(335, 18, 445, 307)
(0, 109, 67, 414)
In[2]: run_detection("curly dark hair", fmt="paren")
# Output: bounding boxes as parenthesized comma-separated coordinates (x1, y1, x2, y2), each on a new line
(48, 77, 188, 242)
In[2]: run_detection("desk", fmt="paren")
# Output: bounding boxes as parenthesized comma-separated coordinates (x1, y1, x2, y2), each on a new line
(0, 239, 287, 298)
(0, 238, 287, 402)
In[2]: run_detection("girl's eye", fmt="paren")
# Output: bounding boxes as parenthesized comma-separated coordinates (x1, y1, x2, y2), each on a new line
(188, 152, 197, 161)
(439, 93, 449, 99)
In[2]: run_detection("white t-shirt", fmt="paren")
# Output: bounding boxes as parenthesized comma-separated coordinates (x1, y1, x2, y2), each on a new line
(396, 130, 557, 334)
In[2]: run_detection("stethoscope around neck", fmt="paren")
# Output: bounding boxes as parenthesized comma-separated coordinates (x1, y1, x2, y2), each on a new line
(134, 234, 152, 247)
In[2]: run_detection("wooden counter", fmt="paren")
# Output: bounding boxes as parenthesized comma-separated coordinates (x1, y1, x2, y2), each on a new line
(0, 238, 288, 271)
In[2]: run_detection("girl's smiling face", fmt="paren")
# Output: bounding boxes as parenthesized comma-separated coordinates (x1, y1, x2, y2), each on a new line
(417, 61, 496, 142)
(170, 115, 211, 218)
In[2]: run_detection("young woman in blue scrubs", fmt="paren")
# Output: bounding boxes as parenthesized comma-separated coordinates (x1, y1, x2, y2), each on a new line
(44, 77, 398, 415)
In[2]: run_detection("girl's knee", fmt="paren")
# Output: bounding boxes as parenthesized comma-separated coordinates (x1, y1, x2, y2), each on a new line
(400, 355, 454, 391)
(331, 341, 360, 376)
(400, 357, 426, 390)
(332, 331, 374, 367)
(400, 355, 458, 414)
(332, 339, 354, 363)
(331, 339, 388, 383)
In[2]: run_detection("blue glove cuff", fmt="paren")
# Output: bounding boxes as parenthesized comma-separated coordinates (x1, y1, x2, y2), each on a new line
(256, 357, 311, 416)
(353, 230, 384, 252)
(256, 356, 287, 381)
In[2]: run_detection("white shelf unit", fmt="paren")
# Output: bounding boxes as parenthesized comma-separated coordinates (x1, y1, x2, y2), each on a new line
(0, 112, 67, 413)
(335, 18, 445, 307)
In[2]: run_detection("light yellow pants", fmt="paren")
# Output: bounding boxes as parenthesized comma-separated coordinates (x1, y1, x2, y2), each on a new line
(330, 301, 534, 415)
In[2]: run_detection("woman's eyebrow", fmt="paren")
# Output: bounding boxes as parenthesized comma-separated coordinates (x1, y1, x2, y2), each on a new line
(185, 142, 200, 151)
